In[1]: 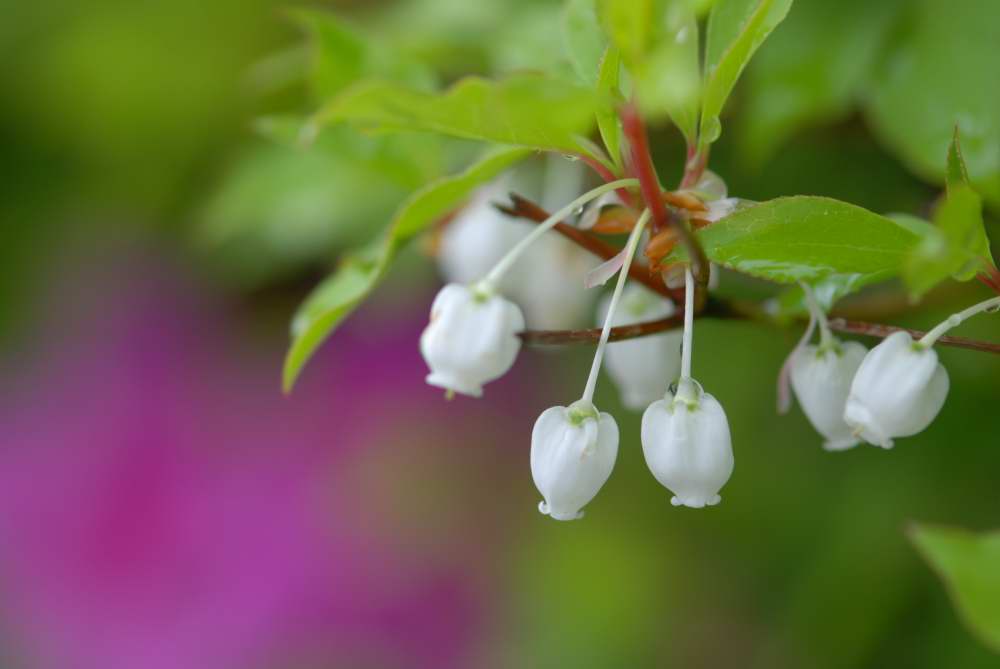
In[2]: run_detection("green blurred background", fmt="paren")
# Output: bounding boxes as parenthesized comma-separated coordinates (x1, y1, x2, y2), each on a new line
(1, 0, 998, 667)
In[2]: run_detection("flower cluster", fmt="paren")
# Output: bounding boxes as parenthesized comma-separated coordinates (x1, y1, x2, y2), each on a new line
(421, 176, 735, 520)
(787, 287, 999, 450)
(420, 172, 999, 521)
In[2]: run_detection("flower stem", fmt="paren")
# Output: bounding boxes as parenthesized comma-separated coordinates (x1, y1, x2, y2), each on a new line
(580, 209, 651, 404)
(918, 296, 1000, 348)
(801, 283, 835, 349)
(481, 179, 637, 290)
(497, 193, 670, 297)
(776, 302, 818, 415)
(681, 267, 694, 380)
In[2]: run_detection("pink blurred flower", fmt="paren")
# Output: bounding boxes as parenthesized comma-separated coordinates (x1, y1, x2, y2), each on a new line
(0, 257, 481, 669)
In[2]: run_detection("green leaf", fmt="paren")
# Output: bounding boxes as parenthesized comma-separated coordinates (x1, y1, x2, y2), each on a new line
(942, 131, 994, 270)
(201, 118, 449, 286)
(903, 185, 991, 298)
(738, 0, 903, 165)
(865, 0, 1000, 208)
(888, 212, 934, 238)
(910, 524, 1000, 654)
(773, 212, 937, 317)
(597, 0, 655, 65)
(947, 125, 972, 193)
(597, 0, 701, 142)
(492, 4, 577, 78)
(282, 147, 530, 392)
(934, 185, 990, 273)
(902, 128, 995, 297)
(701, 0, 794, 148)
(666, 196, 919, 291)
(255, 115, 443, 189)
(291, 8, 436, 101)
(772, 279, 860, 320)
(317, 74, 599, 155)
(563, 0, 607, 85)
(636, 3, 701, 141)
(596, 46, 624, 170)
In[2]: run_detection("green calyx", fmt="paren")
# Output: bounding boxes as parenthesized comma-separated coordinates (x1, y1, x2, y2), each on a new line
(670, 376, 701, 411)
(568, 400, 600, 425)
(470, 281, 495, 303)
(815, 341, 844, 358)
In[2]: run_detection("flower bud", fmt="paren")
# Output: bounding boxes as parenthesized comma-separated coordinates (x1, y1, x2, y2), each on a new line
(531, 401, 619, 520)
(578, 192, 623, 230)
(790, 340, 868, 451)
(598, 285, 682, 410)
(641, 378, 734, 508)
(419, 283, 524, 397)
(843, 331, 949, 448)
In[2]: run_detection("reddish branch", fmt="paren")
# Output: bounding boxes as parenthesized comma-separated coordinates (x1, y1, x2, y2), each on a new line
(827, 319, 1000, 354)
(495, 194, 671, 297)
(495, 194, 997, 351)
(519, 297, 739, 345)
(495, 192, 1000, 355)
(620, 105, 672, 237)
(679, 148, 709, 190)
(620, 103, 710, 290)
(496, 104, 1000, 356)
(519, 312, 1000, 355)
(520, 315, 683, 345)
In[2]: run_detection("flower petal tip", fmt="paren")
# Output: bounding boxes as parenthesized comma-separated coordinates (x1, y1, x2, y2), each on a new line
(822, 438, 860, 452)
(425, 373, 483, 398)
(670, 494, 721, 509)
(538, 501, 584, 521)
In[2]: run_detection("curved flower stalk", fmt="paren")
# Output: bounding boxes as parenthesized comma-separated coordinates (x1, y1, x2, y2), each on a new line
(437, 179, 528, 289)
(531, 209, 649, 520)
(597, 285, 681, 410)
(641, 268, 734, 508)
(789, 285, 868, 451)
(420, 178, 638, 398)
(844, 296, 1000, 448)
(437, 162, 596, 329)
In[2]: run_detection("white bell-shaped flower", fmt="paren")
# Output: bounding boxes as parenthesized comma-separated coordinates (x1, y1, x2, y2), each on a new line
(790, 340, 868, 451)
(508, 233, 595, 329)
(437, 183, 527, 289)
(641, 378, 734, 508)
(531, 401, 619, 520)
(437, 173, 594, 330)
(843, 331, 949, 449)
(419, 283, 524, 397)
(598, 285, 681, 410)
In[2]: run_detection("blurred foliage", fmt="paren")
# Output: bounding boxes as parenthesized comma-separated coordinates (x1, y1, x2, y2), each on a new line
(742, 0, 1000, 209)
(911, 524, 1000, 653)
(283, 147, 529, 390)
(3, 0, 1000, 665)
(902, 131, 992, 299)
